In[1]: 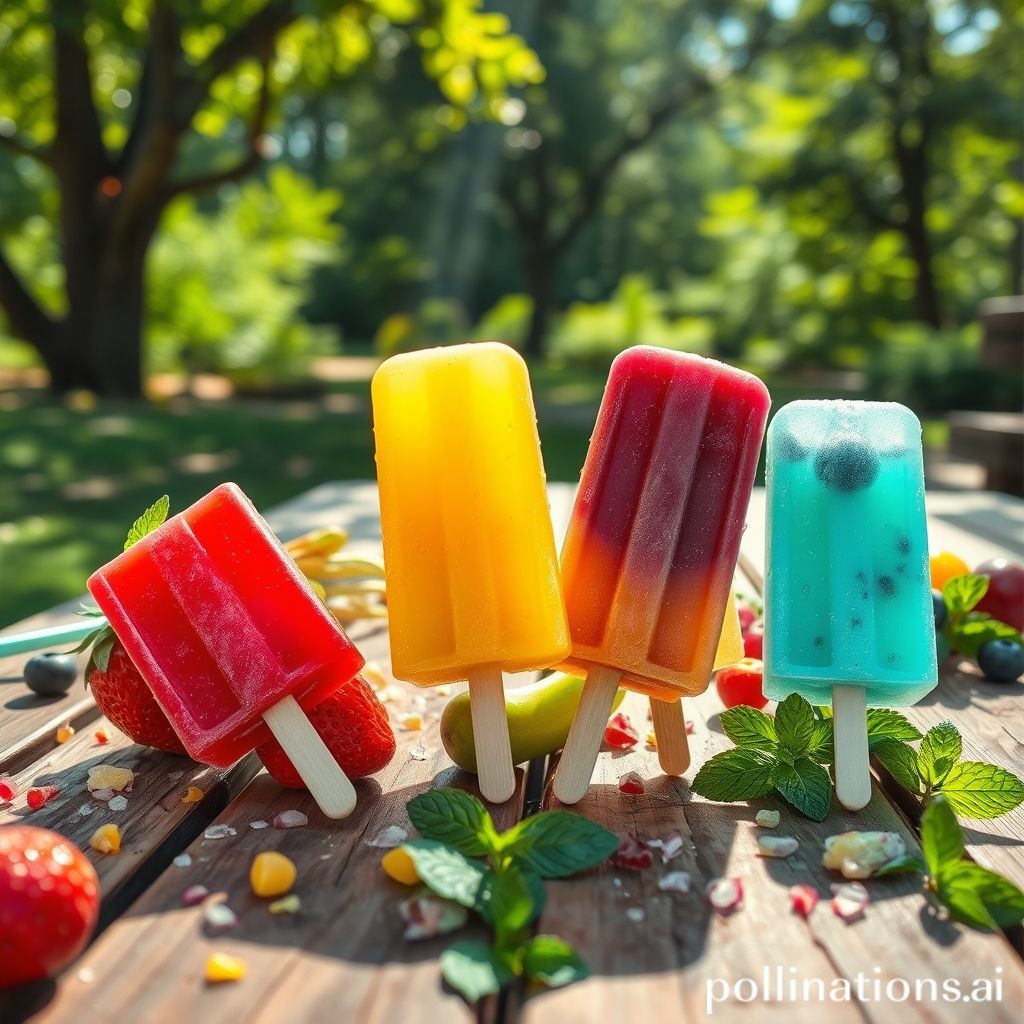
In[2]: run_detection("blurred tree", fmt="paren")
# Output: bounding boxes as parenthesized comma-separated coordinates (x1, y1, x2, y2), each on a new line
(495, 0, 775, 356)
(0, 0, 541, 395)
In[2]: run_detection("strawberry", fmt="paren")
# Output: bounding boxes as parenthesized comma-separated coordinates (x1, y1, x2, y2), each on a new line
(86, 637, 186, 755)
(0, 826, 101, 986)
(257, 675, 396, 788)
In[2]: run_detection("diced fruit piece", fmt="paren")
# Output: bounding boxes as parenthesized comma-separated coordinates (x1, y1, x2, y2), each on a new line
(977, 639, 1024, 683)
(706, 877, 743, 912)
(611, 835, 653, 870)
(0, 777, 17, 803)
(250, 851, 297, 898)
(94, 728, 110, 744)
(87, 638, 187, 754)
(381, 847, 420, 885)
(973, 558, 1024, 632)
(790, 884, 819, 919)
(24, 653, 78, 696)
(181, 885, 210, 906)
(87, 764, 134, 794)
(742, 621, 764, 660)
(205, 953, 247, 983)
(757, 835, 799, 858)
(273, 810, 308, 830)
(618, 771, 645, 795)
(931, 590, 947, 629)
(645, 729, 657, 749)
(822, 831, 906, 879)
(929, 551, 970, 591)
(204, 903, 239, 931)
(715, 659, 767, 709)
(0, 826, 100, 986)
(55, 723, 75, 744)
(399, 712, 423, 731)
(399, 894, 467, 940)
(181, 786, 204, 804)
(258, 676, 395, 789)
(604, 712, 639, 749)
(755, 809, 780, 828)
(27, 786, 60, 810)
(269, 894, 301, 914)
(89, 824, 122, 854)
(737, 603, 757, 632)
(830, 881, 869, 920)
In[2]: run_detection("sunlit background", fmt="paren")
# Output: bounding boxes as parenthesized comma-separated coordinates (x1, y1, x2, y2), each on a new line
(0, 0, 1021, 626)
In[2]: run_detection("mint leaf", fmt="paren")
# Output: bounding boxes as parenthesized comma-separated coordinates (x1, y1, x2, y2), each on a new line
(124, 495, 170, 550)
(873, 855, 926, 877)
(402, 841, 490, 910)
(720, 705, 778, 749)
(692, 748, 777, 803)
(523, 936, 590, 988)
(942, 574, 988, 615)
(407, 788, 496, 856)
(920, 794, 964, 878)
(948, 614, 1024, 658)
(866, 709, 923, 745)
(917, 722, 961, 787)
(805, 719, 834, 763)
(933, 861, 1024, 931)
(440, 940, 510, 1002)
(773, 757, 831, 821)
(934, 761, 1024, 819)
(479, 865, 539, 935)
(871, 738, 922, 795)
(934, 862, 999, 931)
(498, 812, 617, 879)
(774, 694, 816, 757)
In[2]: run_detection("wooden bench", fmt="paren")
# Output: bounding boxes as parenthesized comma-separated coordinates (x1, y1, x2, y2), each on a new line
(1, 482, 1022, 1023)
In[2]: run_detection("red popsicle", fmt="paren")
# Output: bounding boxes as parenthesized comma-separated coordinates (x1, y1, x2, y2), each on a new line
(87, 483, 364, 818)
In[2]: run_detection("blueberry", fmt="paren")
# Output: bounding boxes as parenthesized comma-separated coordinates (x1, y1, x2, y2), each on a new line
(774, 430, 807, 462)
(23, 652, 78, 696)
(977, 639, 1024, 683)
(931, 590, 947, 629)
(814, 435, 879, 492)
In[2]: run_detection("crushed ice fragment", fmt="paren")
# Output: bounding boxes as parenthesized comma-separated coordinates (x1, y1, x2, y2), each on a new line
(366, 825, 408, 848)
(250, 820, 268, 830)
(173, 853, 192, 868)
(107, 795, 128, 812)
(658, 871, 692, 894)
(755, 809, 781, 828)
(203, 824, 237, 840)
(625, 907, 645, 922)
(203, 902, 239, 931)
(273, 810, 308, 830)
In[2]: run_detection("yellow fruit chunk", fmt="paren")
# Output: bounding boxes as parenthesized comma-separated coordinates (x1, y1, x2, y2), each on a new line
(269, 894, 301, 915)
(645, 729, 657, 749)
(181, 786, 204, 804)
(90, 823, 122, 854)
(250, 851, 297, 897)
(398, 713, 423, 732)
(929, 551, 970, 590)
(381, 847, 420, 885)
(205, 952, 247, 983)
(56, 723, 75, 744)
(87, 764, 134, 794)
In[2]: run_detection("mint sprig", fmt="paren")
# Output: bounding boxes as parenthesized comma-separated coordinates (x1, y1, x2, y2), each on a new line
(404, 788, 615, 1003)
(694, 695, 1023, 823)
(922, 795, 1024, 930)
(124, 495, 170, 550)
(941, 574, 1023, 657)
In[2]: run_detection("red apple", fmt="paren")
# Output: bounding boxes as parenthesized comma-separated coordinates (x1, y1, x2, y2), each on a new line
(973, 558, 1024, 632)
(715, 658, 767, 709)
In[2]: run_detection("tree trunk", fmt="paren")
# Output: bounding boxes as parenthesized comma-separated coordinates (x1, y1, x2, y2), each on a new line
(901, 214, 943, 330)
(522, 243, 552, 359)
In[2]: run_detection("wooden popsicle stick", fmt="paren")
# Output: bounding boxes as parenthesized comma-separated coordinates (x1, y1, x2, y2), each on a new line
(832, 684, 871, 811)
(552, 665, 621, 805)
(649, 697, 691, 776)
(466, 668, 516, 803)
(0, 618, 108, 658)
(263, 695, 357, 819)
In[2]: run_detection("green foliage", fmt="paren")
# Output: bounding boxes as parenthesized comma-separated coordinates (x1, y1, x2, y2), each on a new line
(148, 167, 340, 387)
(373, 297, 469, 356)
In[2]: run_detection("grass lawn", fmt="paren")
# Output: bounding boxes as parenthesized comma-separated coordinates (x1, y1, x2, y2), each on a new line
(0, 359, 940, 628)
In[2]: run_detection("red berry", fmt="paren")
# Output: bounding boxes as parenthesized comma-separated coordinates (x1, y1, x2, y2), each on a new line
(88, 641, 186, 755)
(611, 835, 653, 870)
(26, 786, 60, 810)
(973, 558, 1024, 632)
(604, 712, 639, 750)
(0, 826, 100, 986)
(737, 605, 757, 632)
(715, 659, 768, 709)
(0, 777, 17, 803)
(257, 675, 396, 788)
(618, 771, 645, 795)
(742, 621, 764, 660)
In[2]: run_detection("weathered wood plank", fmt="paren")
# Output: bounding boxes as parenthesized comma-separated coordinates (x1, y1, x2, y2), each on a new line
(25, 613, 524, 1024)
(741, 488, 1024, 889)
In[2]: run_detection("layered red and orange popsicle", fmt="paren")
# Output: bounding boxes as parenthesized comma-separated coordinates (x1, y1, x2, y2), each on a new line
(554, 347, 770, 802)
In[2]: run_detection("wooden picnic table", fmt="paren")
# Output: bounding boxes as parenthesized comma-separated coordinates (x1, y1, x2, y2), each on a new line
(1, 481, 1022, 1024)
